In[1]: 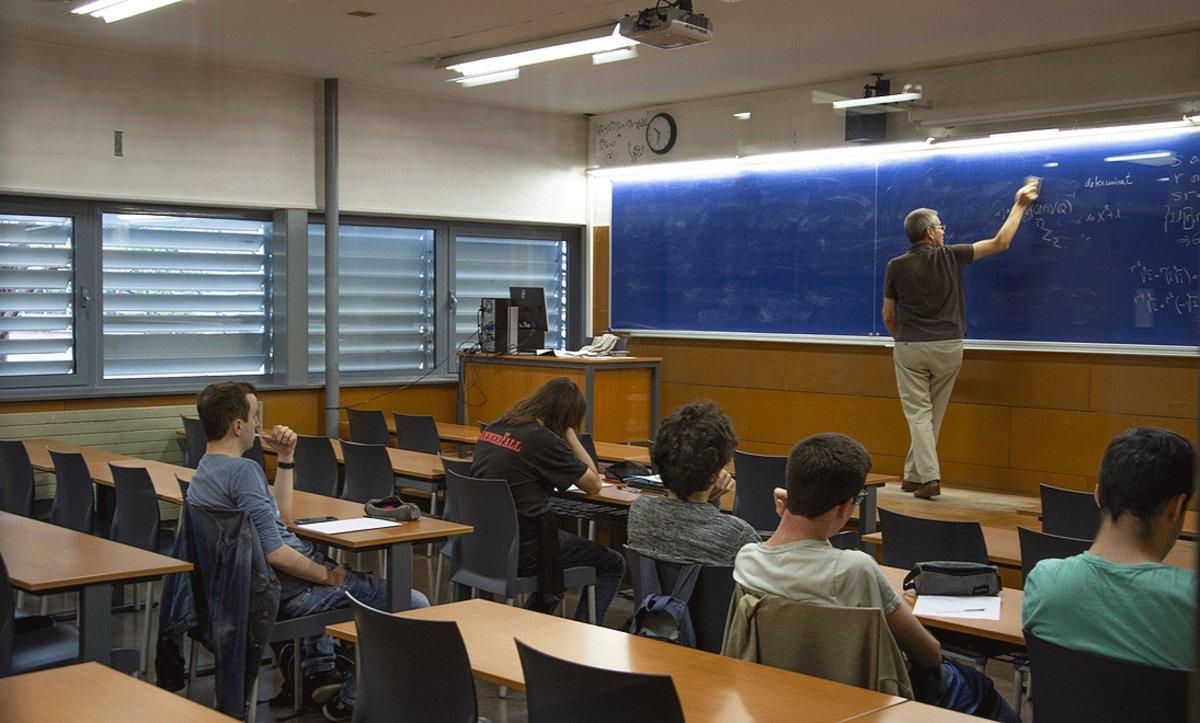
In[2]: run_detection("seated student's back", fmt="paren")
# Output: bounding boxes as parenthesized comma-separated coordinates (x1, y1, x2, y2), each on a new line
(1023, 426, 1196, 669)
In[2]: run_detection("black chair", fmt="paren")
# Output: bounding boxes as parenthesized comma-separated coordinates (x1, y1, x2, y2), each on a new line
(1040, 484, 1100, 540)
(180, 416, 207, 469)
(623, 547, 734, 654)
(577, 433, 600, 466)
(0, 549, 82, 677)
(346, 409, 390, 446)
(392, 412, 441, 454)
(829, 530, 860, 550)
(242, 436, 266, 469)
(0, 439, 39, 518)
(48, 449, 95, 534)
(110, 463, 171, 678)
(731, 450, 787, 534)
(1024, 627, 1187, 722)
(346, 593, 478, 723)
(445, 470, 597, 622)
(294, 435, 339, 497)
(431, 456, 474, 604)
(877, 507, 989, 570)
(339, 441, 396, 504)
(175, 474, 190, 501)
(1017, 526, 1090, 583)
(516, 639, 685, 723)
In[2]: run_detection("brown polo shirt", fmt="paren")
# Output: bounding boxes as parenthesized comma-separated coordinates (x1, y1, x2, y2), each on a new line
(883, 242, 975, 342)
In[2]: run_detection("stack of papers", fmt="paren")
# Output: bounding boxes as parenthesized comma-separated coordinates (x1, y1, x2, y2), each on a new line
(297, 517, 402, 534)
(912, 595, 1001, 620)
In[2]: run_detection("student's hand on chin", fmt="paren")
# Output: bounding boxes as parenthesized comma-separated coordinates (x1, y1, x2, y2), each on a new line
(262, 425, 297, 456)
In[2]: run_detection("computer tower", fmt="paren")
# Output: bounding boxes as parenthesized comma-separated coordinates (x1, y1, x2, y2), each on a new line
(479, 298, 519, 353)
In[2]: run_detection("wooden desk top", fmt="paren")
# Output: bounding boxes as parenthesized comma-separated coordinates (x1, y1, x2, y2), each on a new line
(0, 511, 191, 593)
(327, 599, 905, 722)
(459, 354, 662, 365)
(862, 527, 1195, 571)
(1016, 504, 1198, 540)
(0, 662, 234, 722)
(284, 491, 473, 550)
(26, 437, 189, 505)
(881, 566, 1024, 648)
(845, 700, 975, 721)
(326, 439, 444, 480)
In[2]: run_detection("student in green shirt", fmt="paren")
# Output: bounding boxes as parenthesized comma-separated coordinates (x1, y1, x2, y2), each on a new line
(1023, 426, 1196, 669)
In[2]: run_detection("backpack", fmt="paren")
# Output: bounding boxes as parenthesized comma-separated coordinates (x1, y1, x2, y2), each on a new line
(626, 555, 702, 647)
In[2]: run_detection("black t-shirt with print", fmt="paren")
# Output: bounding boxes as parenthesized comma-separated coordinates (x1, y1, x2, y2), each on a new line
(469, 421, 587, 517)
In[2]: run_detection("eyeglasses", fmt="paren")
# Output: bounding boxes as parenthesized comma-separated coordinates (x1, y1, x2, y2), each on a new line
(933, 223, 947, 231)
(851, 490, 868, 507)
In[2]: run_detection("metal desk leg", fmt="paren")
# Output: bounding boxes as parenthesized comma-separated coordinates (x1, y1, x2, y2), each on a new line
(80, 582, 113, 664)
(385, 542, 414, 612)
(859, 486, 878, 553)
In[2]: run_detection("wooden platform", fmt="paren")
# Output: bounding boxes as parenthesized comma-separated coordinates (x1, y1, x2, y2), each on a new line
(856, 482, 1042, 532)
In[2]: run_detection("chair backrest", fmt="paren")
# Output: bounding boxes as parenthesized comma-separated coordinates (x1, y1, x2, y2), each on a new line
(1024, 627, 1187, 722)
(0, 440, 35, 517)
(339, 441, 396, 504)
(731, 450, 788, 533)
(516, 639, 685, 723)
(294, 435, 339, 496)
(444, 470, 519, 586)
(175, 474, 190, 501)
(180, 416, 207, 469)
(576, 433, 600, 466)
(242, 436, 265, 469)
(438, 455, 473, 479)
(1017, 526, 1091, 583)
(109, 464, 161, 551)
(392, 413, 441, 455)
(877, 507, 988, 570)
(828, 530, 860, 550)
(346, 409, 391, 446)
(1039, 484, 1100, 540)
(347, 593, 477, 723)
(48, 449, 95, 534)
(623, 546, 734, 654)
(0, 550, 14, 677)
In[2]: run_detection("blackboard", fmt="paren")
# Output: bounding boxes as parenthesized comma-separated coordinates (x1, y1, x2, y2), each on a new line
(610, 127, 1200, 352)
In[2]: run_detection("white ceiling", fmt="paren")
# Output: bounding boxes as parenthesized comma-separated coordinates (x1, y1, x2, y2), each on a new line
(3, 0, 1200, 115)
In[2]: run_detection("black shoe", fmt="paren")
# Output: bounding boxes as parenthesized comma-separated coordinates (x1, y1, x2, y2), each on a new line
(304, 669, 345, 706)
(323, 697, 353, 722)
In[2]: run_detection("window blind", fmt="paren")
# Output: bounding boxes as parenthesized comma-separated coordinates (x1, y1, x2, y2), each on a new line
(101, 214, 272, 379)
(308, 224, 435, 376)
(0, 214, 75, 378)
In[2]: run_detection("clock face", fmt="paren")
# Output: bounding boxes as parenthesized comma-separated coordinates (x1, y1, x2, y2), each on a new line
(646, 112, 677, 155)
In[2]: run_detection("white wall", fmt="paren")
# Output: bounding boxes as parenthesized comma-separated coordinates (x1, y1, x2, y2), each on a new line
(0, 38, 589, 224)
(587, 30, 1200, 224)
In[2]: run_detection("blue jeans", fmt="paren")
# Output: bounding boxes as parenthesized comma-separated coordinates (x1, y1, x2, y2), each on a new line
(917, 659, 1019, 722)
(558, 530, 625, 625)
(279, 570, 429, 704)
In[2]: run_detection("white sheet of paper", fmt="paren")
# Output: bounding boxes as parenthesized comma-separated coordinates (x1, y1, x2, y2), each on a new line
(566, 482, 614, 493)
(913, 595, 1001, 620)
(297, 517, 402, 534)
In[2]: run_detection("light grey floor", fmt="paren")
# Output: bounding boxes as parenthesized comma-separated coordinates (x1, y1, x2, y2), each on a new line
(18, 548, 1020, 722)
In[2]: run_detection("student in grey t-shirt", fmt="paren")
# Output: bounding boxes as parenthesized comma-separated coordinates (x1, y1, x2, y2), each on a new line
(881, 180, 1040, 500)
(627, 400, 759, 566)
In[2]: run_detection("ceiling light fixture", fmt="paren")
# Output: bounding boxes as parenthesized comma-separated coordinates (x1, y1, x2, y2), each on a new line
(442, 24, 638, 80)
(71, 0, 183, 23)
(592, 46, 639, 65)
(733, 112, 752, 120)
(832, 86, 923, 109)
(452, 69, 521, 87)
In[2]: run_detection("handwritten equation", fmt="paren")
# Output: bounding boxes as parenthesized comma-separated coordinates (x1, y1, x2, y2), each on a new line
(1134, 289, 1200, 316)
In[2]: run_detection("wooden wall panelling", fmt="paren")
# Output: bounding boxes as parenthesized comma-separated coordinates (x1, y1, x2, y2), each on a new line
(592, 368, 653, 442)
(1089, 357, 1198, 418)
(461, 365, 586, 428)
(592, 227, 610, 336)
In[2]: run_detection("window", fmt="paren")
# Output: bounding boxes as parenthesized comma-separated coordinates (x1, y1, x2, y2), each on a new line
(453, 235, 569, 354)
(0, 214, 76, 379)
(308, 224, 435, 377)
(101, 213, 273, 379)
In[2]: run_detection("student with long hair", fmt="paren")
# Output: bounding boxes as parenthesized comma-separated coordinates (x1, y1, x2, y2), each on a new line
(470, 377, 625, 624)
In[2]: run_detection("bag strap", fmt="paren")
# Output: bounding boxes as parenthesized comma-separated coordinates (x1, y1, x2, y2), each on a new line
(902, 566, 920, 591)
(667, 562, 702, 603)
(638, 555, 664, 598)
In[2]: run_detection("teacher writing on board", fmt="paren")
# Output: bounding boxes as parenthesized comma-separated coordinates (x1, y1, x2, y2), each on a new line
(882, 180, 1040, 499)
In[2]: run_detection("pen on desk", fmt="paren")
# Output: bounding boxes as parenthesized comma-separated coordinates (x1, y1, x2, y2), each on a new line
(957, 608, 986, 612)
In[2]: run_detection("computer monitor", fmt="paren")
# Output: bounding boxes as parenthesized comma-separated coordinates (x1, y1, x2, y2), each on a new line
(509, 286, 548, 351)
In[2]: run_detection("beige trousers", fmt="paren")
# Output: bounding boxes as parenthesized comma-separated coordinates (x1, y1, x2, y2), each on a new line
(893, 339, 963, 484)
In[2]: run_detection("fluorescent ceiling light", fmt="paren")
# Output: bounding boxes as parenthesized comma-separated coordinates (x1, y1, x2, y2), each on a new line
(1103, 151, 1174, 165)
(592, 46, 639, 65)
(451, 69, 520, 87)
(444, 25, 638, 77)
(72, 0, 183, 23)
(733, 112, 752, 120)
(990, 128, 1060, 141)
(832, 91, 922, 109)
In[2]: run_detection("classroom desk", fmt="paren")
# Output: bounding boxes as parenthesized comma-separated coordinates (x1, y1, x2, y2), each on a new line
(23, 438, 471, 612)
(861, 527, 1196, 572)
(0, 662, 235, 722)
(1016, 504, 1198, 540)
(327, 598, 907, 722)
(844, 700, 975, 721)
(0, 511, 191, 665)
(881, 566, 1024, 650)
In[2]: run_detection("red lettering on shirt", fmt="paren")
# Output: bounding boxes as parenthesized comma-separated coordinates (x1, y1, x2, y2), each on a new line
(479, 430, 522, 453)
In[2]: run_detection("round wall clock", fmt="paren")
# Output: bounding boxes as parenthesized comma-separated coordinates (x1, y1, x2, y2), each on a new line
(646, 112, 677, 155)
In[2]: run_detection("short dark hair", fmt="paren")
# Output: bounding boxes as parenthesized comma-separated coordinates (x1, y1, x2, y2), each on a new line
(784, 433, 872, 517)
(500, 377, 586, 437)
(196, 381, 257, 441)
(651, 400, 738, 498)
(1097, 427, 1195, 530)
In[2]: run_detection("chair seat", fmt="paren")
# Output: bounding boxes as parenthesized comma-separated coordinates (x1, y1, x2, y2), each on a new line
(11, 623, 79, 674)
(451, 565, 596, 600)
(271, 607, 355, 642)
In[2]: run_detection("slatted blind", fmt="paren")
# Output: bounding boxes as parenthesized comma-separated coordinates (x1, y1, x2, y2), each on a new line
(0, 214, 75, 378)
(101, 213, 272, 379)
(454, 236, 568, 352)
(308, 224, 435, 376)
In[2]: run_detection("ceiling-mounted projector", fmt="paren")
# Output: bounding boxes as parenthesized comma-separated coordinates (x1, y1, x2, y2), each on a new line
(618, 1, 712, 49)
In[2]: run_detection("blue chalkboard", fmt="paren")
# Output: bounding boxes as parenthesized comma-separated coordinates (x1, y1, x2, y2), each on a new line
(611, 127, 1200, 350)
